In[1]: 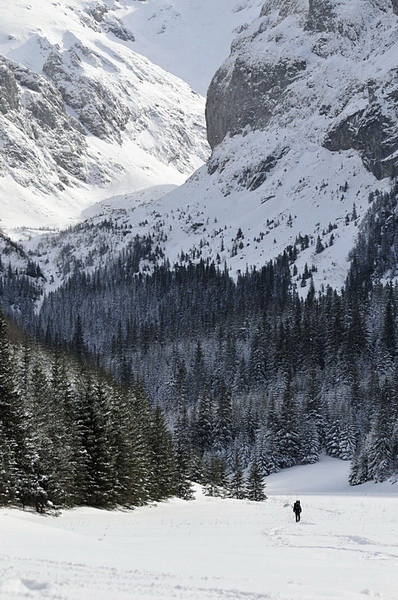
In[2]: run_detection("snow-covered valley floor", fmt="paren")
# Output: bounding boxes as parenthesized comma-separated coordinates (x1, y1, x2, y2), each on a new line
(1, 456, 397, 600)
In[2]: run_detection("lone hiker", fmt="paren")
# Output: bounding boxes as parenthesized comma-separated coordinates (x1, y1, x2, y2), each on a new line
(293, 499, 302, 522)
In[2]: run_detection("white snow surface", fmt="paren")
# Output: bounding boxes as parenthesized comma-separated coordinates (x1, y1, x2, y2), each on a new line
(1, 456, 397, 600)
(119, 0, 265, 95)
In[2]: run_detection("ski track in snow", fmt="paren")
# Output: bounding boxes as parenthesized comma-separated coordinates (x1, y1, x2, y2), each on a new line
(1, 457, 397, 600)
(0, 556, 276, 600)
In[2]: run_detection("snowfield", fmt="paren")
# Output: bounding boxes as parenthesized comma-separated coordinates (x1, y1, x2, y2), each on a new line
(1, 456, 397, 600)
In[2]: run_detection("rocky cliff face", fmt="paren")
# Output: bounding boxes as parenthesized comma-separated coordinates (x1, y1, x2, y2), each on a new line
(206, 0, 398, 181)
(0, 56, 89, 193)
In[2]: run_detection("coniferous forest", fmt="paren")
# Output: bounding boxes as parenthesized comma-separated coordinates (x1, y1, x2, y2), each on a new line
(0, 311, 193, 510)
(1, 185, 398, 511)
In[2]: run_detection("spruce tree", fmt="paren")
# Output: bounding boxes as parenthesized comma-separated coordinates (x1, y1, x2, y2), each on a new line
(0, 311, 26, 504)
(73, 371, 117, 507)
(193, 391, 214, 454)
(276, 376, 301, 468)
(246, 458, 267, 501)
(367, 388, 393, 482)
(114, 387, 152, 506)
(149, 405, 177, 501)
(230, 452, 246, 499)
(349, 438, 369, 485)
(173, 396, 194, 500)
(213, 382, 233, 453)
(204, 454, 229, 497)
(47, 352, 77, 506)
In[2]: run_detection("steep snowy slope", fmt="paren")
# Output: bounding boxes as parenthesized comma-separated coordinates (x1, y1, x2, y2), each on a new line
(0, 0, 271, 237)
(24, 0, 398, 293)
(100, 0, 398, 291)
(118, 0, 265, 95)
(0, 0, 209, 234)
(201, 0, 398, 286)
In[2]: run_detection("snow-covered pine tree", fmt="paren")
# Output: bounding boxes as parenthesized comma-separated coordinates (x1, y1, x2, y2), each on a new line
(367, 387, 393, 482)
(0, 310, 26, 504)
(193, 391, 214, 455)
(203, 454, 229, 497)
(349, 437, 369, 485)
(230, 451, 246, 499)
(173, 395, 194, 500)
(113, 387, 153, 506)
(246, 457, 266, 501)
(276, 375, 301, 468)
(212, 381, 233, 454)
(149, 405, 177, 501)
(47, 351, 77, 506)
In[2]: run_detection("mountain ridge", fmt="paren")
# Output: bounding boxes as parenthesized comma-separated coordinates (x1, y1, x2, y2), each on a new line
(1, 0, 398, 293)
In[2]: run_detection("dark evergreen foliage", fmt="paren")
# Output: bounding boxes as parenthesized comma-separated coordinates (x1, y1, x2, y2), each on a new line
(2, 184, 398, 489)
(0, 309, 187, 510)
(246, 458, 267, 501)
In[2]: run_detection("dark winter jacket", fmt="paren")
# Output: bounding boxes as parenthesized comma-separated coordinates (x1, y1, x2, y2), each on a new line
(293, 501, 302, 514)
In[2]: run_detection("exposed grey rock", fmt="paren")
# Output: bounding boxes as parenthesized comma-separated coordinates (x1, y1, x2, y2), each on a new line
(306, 0, 337, 32)
(103, 16, 135, 42)
(237, 147, 290, 190)
(324, 79, 398, 180)
(207, 144, 290, 191)
(206, 57, 306, 149)
(84, 2, 135, 41)
(0, 55, 92, 192)
(43, 46, 131, 142)
(85, 2, 109, 23)
(0, 63, 20, 114)
(260, 0, 307, 19)
(206, 0, 398, 185)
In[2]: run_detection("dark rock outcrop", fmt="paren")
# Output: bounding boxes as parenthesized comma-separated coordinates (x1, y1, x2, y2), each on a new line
(306, 0, 337, 33)
(206, 57, 306, 150)
(43, 46, 131, 142)
(84, 3, 135, 41)
(0, 64, 20, 114)
(324, 101, 398, 180)
(103, 17, 135, 42)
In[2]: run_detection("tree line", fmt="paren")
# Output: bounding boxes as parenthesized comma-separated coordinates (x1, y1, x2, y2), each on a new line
(1, 184, 398, 493)
(0, 309, 194, 511)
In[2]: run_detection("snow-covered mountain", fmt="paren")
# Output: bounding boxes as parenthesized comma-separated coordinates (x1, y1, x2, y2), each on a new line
(116, 0, 265, 95)
(200, 0, 398, 287)
(1, 0, 398, 294)
(0, 0, 211, 234)
(0, 0, 268, 237)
